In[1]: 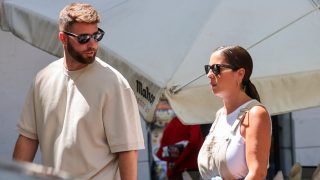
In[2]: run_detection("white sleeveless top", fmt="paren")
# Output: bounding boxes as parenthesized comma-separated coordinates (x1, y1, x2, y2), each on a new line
(211, 100, 255, 178)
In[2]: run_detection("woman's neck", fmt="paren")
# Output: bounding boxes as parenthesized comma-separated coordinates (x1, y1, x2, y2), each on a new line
(223, 91, 252, 115)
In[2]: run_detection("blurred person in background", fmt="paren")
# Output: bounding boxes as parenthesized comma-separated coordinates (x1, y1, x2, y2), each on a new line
(157, 116, 204, 180)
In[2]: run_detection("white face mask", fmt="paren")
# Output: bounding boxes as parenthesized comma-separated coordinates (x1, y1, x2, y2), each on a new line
(155, 109, 175, 122)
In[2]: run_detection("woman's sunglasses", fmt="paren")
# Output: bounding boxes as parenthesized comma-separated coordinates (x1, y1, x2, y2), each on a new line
(204, 64, 236, 76)
(63, 28, 105, 44)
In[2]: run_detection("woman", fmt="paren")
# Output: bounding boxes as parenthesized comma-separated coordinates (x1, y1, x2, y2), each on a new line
(198, 46, 271, 180)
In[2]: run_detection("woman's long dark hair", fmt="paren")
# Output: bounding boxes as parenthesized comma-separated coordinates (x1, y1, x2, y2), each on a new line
(216, 46, 261, 102)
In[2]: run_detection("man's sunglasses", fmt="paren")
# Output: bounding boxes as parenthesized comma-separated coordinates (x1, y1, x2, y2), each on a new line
(63, 28, 105, 44)
(204, 64, 236, 76)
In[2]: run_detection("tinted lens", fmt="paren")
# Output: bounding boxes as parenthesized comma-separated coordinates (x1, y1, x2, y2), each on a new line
(93, 32, 104, 42)
(204, 64, 221, 75)
(76, 30, 104, 44)
(77, 34, 91, 44)
(212, 64, 220, 75)
(204, 65, 210, 74)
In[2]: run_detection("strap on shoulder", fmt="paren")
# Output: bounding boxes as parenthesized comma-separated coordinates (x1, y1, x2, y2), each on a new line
(231, 100, 263, 132)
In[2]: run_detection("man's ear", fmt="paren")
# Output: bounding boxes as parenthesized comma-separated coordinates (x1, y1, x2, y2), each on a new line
(59, 32, 66, 44)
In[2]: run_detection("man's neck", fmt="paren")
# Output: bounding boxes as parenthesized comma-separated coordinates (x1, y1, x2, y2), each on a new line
(63, 56, 88, 71)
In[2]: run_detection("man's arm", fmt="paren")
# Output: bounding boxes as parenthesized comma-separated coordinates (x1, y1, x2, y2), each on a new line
(118, 150, 139, 180)
(13, 135, 38, 162)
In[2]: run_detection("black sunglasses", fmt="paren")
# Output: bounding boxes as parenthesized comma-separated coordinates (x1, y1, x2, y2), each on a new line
(63, 28, 105, 44)
(204, 64, 236, 76)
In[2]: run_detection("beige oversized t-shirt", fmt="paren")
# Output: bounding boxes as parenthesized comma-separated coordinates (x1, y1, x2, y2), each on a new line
(17, 58, 145, 179)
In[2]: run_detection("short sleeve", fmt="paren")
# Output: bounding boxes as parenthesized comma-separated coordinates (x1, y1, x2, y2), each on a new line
(17, 82, 38, 140)
(103, 81, 145, 153)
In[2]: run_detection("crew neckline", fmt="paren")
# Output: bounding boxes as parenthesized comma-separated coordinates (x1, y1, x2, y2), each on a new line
(62, 60, 95, 78)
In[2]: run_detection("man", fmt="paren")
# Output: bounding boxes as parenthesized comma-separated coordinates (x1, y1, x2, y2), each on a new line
(12, 3, 144, 180)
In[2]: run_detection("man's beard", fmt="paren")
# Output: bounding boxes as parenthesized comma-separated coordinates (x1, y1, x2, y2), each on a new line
(67, 41, 96, 64)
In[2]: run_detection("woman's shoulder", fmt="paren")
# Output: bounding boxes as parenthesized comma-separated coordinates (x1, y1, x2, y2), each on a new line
(248, 102, 269, 117)
(246, 104, 271, 129)
(242, 100, 271, 128)
(244, 100, 269, 115)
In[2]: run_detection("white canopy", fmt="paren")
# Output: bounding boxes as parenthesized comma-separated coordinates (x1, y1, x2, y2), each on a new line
(1, 0, 320, 124)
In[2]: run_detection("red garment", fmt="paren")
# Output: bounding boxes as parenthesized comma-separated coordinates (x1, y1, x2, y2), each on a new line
(156, 117, 204, 179)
